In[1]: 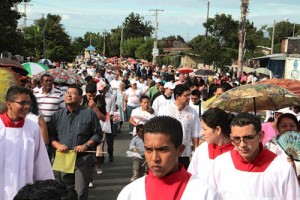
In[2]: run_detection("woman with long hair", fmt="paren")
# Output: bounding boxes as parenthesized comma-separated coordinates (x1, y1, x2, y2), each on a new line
(188, 108, 234, 181)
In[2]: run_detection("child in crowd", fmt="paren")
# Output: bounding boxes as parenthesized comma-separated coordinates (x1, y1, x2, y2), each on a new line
(129, 124, 147, 181)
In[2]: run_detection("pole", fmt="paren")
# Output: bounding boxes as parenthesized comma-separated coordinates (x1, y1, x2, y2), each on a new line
(150, 9, 164, 65)
(103, 32, 106, 57)
(24, 2, 27, 30)
(271, 20, 276, 54)
(237, 0, 249, 79)
(293, 23, 296, 37)
(42, 14, 46, 59)
(120, 25, 124, 58)
(205, 1, 210, 39)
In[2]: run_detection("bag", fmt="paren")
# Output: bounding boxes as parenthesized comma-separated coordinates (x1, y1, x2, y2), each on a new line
(131, 95, 139, 104)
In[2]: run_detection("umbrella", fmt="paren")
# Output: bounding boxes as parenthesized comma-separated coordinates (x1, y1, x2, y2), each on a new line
(86, 45, 96, 51)
(206, 84, 300, 115)
(194, 69, 215, 76)
(107, 64, 123, 71)
(255, 79, 300, 97)
(22, 62, 49, 76)
(39, 59, 53, 66)
(33, 68, 85, 86)
(0, 68, 20, 113)
(0, 57, 28, 76)
(254, 68, 272, 77)
(178, 67, 194, 74)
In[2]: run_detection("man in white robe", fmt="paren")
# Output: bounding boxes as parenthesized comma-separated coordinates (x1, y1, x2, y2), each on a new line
(117, 116, 218, 200)
(209, 113, 300, 200)
(152, 82, 175, 116)
(0, 86, 54, 200)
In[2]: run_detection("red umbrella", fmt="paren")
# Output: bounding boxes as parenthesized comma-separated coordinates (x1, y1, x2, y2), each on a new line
(178, 67, 194, 74)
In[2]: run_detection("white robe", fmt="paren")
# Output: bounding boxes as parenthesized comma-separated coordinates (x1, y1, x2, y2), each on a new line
(210, 151, 300, 200)
(0, 118, 54, 200)
(152, 94, 175, 116)
(117, 175, 219, 200)
(188, 142, 213, 181)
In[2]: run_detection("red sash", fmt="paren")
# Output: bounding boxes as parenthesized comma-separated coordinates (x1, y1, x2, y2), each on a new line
(208, 143, 234, 159)
(0, 112, 25, 128)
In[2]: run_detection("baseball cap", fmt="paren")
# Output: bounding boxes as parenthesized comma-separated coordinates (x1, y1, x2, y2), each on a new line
(97, 81, 106, 91)
(155, 79, 162, 83)
(130, 79, 137, 84)
(164, 82, 175, 89)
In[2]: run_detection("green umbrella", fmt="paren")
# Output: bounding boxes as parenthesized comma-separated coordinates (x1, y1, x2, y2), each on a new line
(22, 62, 49, 76)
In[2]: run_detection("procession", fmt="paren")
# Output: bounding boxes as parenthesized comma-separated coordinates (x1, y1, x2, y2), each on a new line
(1, 0, 300, 200)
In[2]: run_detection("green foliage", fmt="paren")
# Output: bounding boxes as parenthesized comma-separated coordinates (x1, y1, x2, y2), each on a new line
(135, 38, 153, 61)
(0, 0, 29, 54)
(121, 37, 144, 58)
(123, 12, 153, 40)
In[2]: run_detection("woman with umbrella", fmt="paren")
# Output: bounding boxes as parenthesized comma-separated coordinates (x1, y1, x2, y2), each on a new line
(265, 113, 300, 184)
(188, 108, 234, 181)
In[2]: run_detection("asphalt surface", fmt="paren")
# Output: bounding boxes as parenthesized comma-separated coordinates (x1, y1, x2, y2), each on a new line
(88, 122, 132, 200)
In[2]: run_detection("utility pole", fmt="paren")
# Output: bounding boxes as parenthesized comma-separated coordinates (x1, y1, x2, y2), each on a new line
(271, 20, 276, 54)
(205, 1, 210, 39)
(120, 25, 124, 58)
(237, 0, 249, 78)
(42, 14, 47, 59)
(149, 9, 164, 65)
(19, 1, 32, 31)
(103, 31, 106, 57)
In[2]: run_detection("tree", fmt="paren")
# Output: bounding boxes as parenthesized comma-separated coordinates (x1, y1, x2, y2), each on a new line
(0, 0, 29, 54)
(123, 12, 153, 40)
(136, 38, 154, 61)
(24, 14, 73, 61)
(121, 37, 144, 58)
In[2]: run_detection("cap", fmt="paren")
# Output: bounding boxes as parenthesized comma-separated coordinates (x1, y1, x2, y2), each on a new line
(162, 65, 166, 69)
(155, 79, 162, 83)
(130, 79, 137, 84)
(164, 82, 175, 89)
(97, 81, 106, 91)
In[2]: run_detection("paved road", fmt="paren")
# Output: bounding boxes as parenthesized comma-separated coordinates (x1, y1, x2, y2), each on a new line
(89, 122, 132, 200)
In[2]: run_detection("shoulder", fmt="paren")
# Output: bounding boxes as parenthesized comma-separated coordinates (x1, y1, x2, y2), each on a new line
(117, 177, 145, 199)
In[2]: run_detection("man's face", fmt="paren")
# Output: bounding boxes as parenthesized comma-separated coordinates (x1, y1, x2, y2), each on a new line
(144, 133, 184, 178)
(215, 88, 224, 96)
(230, 124, 263, 162)
(7, 93, 31, 120)
(176, 90, 190, 107)
(86, 92, 96, 101)
(41, 76, 53, 91)
(140, 98, 150, 111)
(158, 85, 164, 93)
(164, 88, 173, 97)
(190, 95, 200, 105)
(65, 88, 82, 106)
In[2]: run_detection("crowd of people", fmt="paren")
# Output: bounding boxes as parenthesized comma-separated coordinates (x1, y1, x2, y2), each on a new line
(1, 60, 300, 200)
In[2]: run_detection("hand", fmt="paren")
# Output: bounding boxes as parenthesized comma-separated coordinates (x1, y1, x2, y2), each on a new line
(88, 99, 96, 109)
(132, 147, 138, 152)
(56, 144, 69, 152)
(74, 145, 88, 153)
(123, 106, 127, 112)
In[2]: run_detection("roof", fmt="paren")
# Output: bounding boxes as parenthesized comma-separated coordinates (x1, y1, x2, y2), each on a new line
(251, 53, 287, 61)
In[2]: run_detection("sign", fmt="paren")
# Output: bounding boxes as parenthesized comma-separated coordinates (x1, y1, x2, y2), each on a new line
(285, 57, 300, 80)
(152, 48, 159, 56)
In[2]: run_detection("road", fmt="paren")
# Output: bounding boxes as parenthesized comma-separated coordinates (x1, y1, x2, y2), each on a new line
(89, 122, 132, 200)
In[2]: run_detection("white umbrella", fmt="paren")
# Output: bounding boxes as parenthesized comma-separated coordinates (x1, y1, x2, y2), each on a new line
(22, 62, 49, 76)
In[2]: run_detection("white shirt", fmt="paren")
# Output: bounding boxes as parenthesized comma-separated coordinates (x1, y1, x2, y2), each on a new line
(152, 94, 175, 116)
(117, 175, 219, 200)
(210, 151, 300, 200)
(0, 118, 54, 200)
(163, 103, 201, 157)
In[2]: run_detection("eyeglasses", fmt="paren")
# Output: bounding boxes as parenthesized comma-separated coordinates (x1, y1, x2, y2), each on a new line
(11, 100, 32, 106)
(230, 132, 260, 145)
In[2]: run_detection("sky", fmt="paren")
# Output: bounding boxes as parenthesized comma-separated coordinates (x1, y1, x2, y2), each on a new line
(18, 0, 300, 41)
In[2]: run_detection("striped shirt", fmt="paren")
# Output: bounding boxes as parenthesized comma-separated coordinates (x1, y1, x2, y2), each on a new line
(34, 87, 65, 122)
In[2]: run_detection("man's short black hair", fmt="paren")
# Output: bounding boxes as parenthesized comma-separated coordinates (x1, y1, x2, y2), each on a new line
(6, 86, 31, 101)
(85, 83, 97, 94)
(230, 112, 261, 133)
(68, 85, 83, 96)
(41, 74, 53, 82)
(174, 84, 189, 100)
(191, 89, 201, 97)
(144, 116, 183, 148)
(85, 76, 93, 83)
(13, 179, 78, 200)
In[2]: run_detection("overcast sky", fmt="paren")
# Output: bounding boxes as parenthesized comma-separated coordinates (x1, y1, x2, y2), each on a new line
(19, 0, 300, 41)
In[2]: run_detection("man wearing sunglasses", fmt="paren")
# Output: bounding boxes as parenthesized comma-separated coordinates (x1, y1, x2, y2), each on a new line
(0, 86, 54, 200)
(209, 112, 300, 199)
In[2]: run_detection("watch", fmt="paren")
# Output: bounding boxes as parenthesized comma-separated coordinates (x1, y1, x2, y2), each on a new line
(84, 142, 91, 148)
